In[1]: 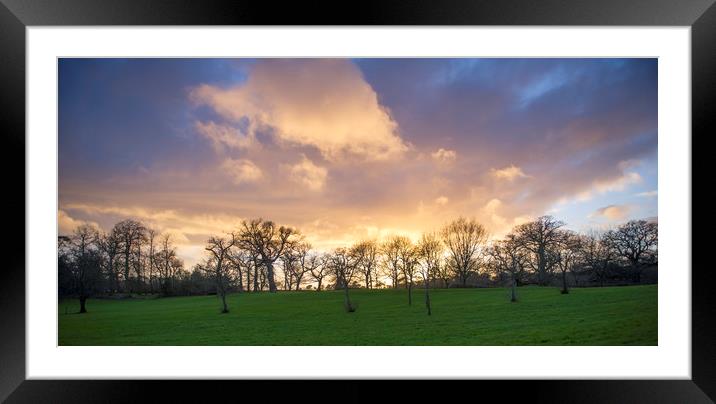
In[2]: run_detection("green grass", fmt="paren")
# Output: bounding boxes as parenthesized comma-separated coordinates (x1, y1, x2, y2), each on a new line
(58, 285, 657, 346)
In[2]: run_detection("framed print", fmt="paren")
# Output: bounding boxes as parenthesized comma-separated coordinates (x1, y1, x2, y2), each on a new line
(2, 0, 714, 402)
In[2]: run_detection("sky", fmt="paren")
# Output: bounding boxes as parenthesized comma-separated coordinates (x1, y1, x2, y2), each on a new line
(58, 58, 658, 267)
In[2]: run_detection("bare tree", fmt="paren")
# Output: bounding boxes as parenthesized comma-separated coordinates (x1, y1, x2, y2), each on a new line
(605, 220, 658, 283)
(238, 218, 298, 293)
(580, 230, 616, 287)
(555, 230, 582, 294)
(133, 233, 147, 293)
(231, 248, 259, 293)
(280, 246, 299, 291)
(487, 234, 528, 302)
(398, 239, 418, 305)
(382, 235, 409, 289)
(513, 216, 565, 286)
(97, 231, 121, 293)
(69, 225, 103, 313)
(205, 233, 237, 313)
(417, 232, 442, 315)
(295, 242, 319, 291)
(58, 236, 74, 297)
(112, 219, 146, 293)
(431, 258, 451, 288)
(310, 253, 330, 291)
(157, 234, 178, 296)
(328, 246, 365, 312)
(441, 217, 489, 287)
(354, 240, 379, 289)
(146, 228, 157, 294)
(228, 249, 253, 293)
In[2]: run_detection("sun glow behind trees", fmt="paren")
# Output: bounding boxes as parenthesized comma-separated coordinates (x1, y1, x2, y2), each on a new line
(59, 215, 657, 314)
(59, 58, 658, 271)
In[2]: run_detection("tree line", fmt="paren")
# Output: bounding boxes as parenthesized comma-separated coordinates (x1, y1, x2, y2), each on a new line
(58, 216, 657, 314)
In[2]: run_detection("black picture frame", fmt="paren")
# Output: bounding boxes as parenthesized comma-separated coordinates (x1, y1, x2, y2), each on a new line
(1, 0, 713, 402)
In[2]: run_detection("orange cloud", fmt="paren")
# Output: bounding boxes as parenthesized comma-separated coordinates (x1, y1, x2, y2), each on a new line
(195, 121, 256, 153)
(286, 155, 328, 191)
(221, 158, 263, 184)
(590, 204, 631, 220)
(58, 209, 99, 235)
(431, 148, 457, 164)
(190, 59, 409, 162)
(434, 196, 449, 206)
(491, 165, 529, 181)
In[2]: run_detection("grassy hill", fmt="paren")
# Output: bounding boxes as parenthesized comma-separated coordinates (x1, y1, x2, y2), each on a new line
(58, 285, 657, 346)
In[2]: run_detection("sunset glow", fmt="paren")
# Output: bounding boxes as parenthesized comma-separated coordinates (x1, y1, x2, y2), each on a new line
(59, 58, 657, 267)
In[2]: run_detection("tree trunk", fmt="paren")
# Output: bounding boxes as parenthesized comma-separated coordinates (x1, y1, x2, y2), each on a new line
(511, 276, 517, 302)
(424, 279, 431, 315)
(253, 266, 259, 291)
(343, 283, 355, 312)
(561, 270, 569, 294)
(538, 249, 547, 286)
(79, 295, 87, 313)
(408, 281, 412, 306)
(266, 261, 278, 292)
(124, 255, 131, 293)
(220, 291, 229, 313)
(107, 257, 115, 293)
(237, 268, 244, 292)
(317, 279, 322, 291)
(246, 269, 251, 293)
(136, 246, 143, 293)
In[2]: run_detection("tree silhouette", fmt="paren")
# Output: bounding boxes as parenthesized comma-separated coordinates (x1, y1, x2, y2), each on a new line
(513, 216, 565, 286)
(605, 220, 658, 283)
(205, 233, 237, 313)
(417, 232, 442, 315)
(441, 217, 488, 288)
(239, 219, 298, 293)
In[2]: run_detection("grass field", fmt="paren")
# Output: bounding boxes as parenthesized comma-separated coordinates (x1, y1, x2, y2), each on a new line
(58, 285, 657, 346)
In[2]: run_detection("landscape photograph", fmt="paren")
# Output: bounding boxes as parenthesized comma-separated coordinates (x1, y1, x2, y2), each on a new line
(58, 58, 658, 346)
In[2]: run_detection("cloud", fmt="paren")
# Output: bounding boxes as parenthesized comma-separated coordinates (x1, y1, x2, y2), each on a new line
(636, 190, 657, 197)
(590, 204, 631, 220)
(434, 196, 449, 206)
(431, 148, 457, 164)
(64, 204, 244, 237)
(58, 209, 99, 235)
(481, 198, 508, 230)
(190, 59, 408, 162)
(62, 203, 247, 267)
(59, 58, 658, 271)
(221, 158, 264, 184)
(287, 155, 328, 191)
(194, 121, 255, 153)
(491, 165, 529, 181)
(577, 171, 642, 201)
